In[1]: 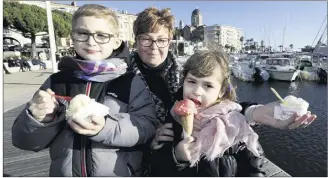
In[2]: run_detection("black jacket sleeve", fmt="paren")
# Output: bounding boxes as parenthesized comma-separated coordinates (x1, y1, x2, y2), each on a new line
(239, 101, 258, 115)
(235, 142, 266, 177)
(148, 113, 192, 176)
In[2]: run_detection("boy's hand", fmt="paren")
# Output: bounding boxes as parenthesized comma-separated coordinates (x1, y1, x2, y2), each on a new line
(68, 115, 105, 136)
(174, 136, 200, 162)
(28, 88, 58, 122)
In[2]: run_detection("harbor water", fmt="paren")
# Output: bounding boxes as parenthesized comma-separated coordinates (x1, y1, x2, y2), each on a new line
(231, 77, 327, 177)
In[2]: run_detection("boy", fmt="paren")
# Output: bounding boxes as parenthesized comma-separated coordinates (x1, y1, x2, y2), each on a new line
(12, 4, 158, 176)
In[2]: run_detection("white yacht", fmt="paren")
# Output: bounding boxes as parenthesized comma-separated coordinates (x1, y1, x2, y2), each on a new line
(264, 58, 300, 81)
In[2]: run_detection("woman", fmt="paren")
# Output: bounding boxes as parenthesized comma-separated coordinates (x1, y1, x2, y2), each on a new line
(128, 7, 317, 153)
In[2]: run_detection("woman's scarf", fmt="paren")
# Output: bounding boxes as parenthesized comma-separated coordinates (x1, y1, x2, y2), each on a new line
(128, 51, 182, 123)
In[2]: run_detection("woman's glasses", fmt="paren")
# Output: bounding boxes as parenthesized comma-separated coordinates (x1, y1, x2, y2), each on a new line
(138, 36, 170, 48)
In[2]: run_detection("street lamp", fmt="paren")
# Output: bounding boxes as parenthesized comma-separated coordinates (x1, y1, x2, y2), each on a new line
(45, 1, 58, 73)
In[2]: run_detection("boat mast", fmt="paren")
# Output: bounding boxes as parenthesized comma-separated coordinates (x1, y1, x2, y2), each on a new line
(282, 12, 289, 52)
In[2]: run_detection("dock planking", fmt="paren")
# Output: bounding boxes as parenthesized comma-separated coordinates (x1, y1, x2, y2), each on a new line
(3, 104, 291, 177)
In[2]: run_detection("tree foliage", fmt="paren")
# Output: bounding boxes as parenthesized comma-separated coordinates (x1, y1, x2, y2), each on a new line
(4, 2, 47, 42)
(4, 2, 72, 42)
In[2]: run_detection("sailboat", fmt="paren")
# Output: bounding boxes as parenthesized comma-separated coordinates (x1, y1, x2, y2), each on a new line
(313, 30, 328, 57)
(298, 15, 328, 83)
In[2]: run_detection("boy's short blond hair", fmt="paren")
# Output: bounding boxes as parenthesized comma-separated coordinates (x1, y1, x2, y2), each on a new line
(72, 4, 119, 36)
(133, 7, 174, 40)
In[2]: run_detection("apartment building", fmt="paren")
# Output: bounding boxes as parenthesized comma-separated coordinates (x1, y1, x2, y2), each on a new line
(204, 25, 243, 52)
(116, 11, 137, 43)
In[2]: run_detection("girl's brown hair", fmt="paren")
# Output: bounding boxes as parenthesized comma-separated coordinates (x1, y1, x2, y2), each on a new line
(182, 48, 237, 101)
(133, 7, 175, 39)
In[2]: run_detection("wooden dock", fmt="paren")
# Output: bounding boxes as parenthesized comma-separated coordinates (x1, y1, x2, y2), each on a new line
(3, 104, 291, 177)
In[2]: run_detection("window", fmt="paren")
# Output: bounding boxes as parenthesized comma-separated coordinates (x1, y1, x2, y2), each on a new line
(272, 60, 279, 65)
(267, 60, 272, 65)
(278, 60, 283, 65)
(284, 60, 290, 66)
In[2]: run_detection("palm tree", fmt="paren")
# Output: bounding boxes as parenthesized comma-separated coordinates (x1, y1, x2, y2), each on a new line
(249, 38, 254, 45)
(173, 27, 183, 40)
(240, 36, 244, 43)
(230, 46, 235, 53)
(239, 36, 244, 51)
(225, 44, 230, 52)
(260, 40, 265, 51)
(254, 42, 259, 51)
(246, 39, 250, 46)
(279, 45, 283, 52)
(268, 46, 272, 52)
(216, 30, 221, 44)
(289, 44, 293, 50)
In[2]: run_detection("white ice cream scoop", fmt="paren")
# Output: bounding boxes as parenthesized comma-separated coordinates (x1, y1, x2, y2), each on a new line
(66, 94, 109, 122)
(274, 95, 309, 120)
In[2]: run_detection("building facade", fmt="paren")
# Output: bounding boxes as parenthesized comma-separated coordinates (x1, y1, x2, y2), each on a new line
(116, 11, 137, 44)
(204, 25, 243, 52)
(182, 25, 195, 41)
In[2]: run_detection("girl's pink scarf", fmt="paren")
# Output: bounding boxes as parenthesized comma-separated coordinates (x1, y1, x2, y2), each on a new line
(175, 100, 260, 166)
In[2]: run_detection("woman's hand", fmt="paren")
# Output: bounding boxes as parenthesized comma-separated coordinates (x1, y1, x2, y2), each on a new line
(150, 123, 174, 150)
(252, 101, 317, 129)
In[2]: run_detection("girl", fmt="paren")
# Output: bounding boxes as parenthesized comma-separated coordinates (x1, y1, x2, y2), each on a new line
(148, 49, 265, 177)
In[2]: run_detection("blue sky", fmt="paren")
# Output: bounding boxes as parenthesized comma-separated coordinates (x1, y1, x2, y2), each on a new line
(61, 1, 326, 50)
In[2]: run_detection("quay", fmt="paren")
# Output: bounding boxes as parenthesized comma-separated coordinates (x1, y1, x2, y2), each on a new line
(3, 69, 291, 177)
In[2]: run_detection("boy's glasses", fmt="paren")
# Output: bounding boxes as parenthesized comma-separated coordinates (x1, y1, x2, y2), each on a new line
(72, 31, 114, 44)
(137, 36, 170, 48)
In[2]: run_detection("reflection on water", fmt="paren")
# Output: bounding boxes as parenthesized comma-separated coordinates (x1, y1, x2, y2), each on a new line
(231, 77, 327, 177)
(288, 82, 299, 95)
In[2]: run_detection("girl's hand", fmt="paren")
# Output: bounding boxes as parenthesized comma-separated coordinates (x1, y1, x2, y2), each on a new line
(174, 136, 200, 162)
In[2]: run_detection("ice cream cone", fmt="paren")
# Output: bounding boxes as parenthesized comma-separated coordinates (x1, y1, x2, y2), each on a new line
(181, 113, 194, 136)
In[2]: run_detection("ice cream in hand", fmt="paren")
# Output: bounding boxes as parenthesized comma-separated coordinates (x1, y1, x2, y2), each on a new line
(66, 94, 109, 122)
(174, 99, 197, 136)
(274, 95, 309, 120)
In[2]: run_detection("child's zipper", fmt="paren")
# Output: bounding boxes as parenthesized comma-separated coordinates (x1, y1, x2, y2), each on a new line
(81, 82, 92, 177)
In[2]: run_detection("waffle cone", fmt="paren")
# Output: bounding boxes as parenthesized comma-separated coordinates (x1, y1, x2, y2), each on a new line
(181, 113, 194, 136)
